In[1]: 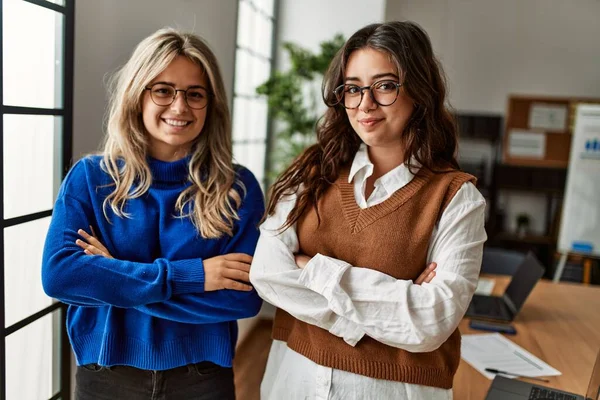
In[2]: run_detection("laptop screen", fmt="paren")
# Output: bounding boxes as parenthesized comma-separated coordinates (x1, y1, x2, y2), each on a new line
(586, 349, 600, 399)
(504, 252, 545, 312)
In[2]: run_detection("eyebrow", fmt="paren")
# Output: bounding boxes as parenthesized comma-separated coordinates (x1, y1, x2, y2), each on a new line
(152, 81, 206, 89)
(345, 73, 399, 83)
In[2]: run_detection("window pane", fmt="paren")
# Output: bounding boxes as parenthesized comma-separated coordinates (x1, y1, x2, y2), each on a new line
(237, 1, 273, 58)
(234, 142, 266, 185)
(233, 97, 268, 142)
(3, 115, 61, 219)
(237, 0, 253, 50)
(252, 58, 271, 95)
(232, 97, 249, 141)
(235, 50, 271, 96)
(238, 1, 273, 58)
(234, 49, 253, 96)
(6, 310, 56, 400)
(4, 217, 53, 328)
(253, 18, 273, 58)
(249, 99, 268, 140)
(2, 0, 64, 108)
(253, 0, 275, 17)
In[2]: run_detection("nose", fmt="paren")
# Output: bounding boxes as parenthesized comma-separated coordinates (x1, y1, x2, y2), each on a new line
(358, 89, 377, 112)
(170, 91, 189, 113)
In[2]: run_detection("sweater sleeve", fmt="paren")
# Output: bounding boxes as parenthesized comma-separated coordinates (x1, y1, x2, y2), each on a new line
(249, 189, 366, 347)
(41, 161, 205, 308)
(132, 166, 264, 323)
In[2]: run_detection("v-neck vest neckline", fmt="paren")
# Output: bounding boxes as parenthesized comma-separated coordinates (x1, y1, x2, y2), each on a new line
(337, 167, 432, 233)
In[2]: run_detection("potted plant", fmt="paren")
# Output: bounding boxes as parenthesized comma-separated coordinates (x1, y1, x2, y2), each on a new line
(256, 34, 346, 183)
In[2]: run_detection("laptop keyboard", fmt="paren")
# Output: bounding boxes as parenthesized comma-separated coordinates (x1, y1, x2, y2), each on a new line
(528, 386, 578, 399)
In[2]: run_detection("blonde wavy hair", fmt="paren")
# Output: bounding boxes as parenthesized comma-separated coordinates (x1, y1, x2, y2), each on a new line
(101, 27, 242, 238)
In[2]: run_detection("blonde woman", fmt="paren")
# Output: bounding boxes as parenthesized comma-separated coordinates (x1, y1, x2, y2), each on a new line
(41, 28, 264, 399)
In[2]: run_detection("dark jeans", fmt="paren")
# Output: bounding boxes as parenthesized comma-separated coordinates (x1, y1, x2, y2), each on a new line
(75, 361, 235, 400)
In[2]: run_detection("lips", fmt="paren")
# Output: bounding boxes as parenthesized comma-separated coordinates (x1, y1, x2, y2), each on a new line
(358, 117, 383, 127)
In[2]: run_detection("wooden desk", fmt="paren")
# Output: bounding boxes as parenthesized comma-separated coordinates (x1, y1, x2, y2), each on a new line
(454, 276, 600, 399)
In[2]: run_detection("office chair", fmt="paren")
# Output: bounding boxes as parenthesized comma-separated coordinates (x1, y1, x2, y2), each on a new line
(481, 247, 526, 276)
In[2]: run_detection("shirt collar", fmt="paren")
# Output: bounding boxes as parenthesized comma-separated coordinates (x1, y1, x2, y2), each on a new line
(379, 161, 416, 194)
(348, 143, 371, 183)
(348, 143, 421, 193)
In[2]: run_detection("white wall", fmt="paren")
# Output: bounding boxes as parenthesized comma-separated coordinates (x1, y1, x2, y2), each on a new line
(73, 0, 238, 159)
(385, 0, 600, 113)
(386, 0, 600, 235)
(277, 0, 386, 59)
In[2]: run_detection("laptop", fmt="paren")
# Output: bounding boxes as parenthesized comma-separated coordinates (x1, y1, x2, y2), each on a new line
(466, 252, 545, 322)
(485, 349, 600, 400)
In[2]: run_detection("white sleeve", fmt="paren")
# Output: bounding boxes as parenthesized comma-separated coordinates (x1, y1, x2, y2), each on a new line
(249, 190, 365, 346)
(297, 182, 487, 353)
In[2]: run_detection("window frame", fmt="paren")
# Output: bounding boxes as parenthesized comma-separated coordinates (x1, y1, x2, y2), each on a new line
(232, 0, 279, 190)
(0, 0, 74, 399)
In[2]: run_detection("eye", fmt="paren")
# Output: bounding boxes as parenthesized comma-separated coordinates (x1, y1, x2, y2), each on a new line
(151, 85, 174, 97)
(187, 90, 205, 100)
(375, 81, 397, 92)
(345, 85, 361, 95)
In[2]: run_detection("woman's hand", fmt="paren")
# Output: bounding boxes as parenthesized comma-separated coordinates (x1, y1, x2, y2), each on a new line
(294, 254, 311, 269)
(203, 254, 253, 292)
(294, 253, 437, 285)
(76, 226, 252, 292)
(76, 227, 113, 258)
(414, 262, 437, 285)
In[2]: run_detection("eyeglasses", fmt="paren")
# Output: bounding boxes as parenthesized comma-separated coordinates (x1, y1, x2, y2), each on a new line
(333, 80, 403, 109)
(144, 83, 211, 110)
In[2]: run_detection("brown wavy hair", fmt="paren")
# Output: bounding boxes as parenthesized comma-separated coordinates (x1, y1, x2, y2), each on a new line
(266, 21, 459, 230)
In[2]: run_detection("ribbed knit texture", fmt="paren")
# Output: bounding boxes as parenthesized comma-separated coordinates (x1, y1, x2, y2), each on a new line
(42, 155, 264, 370)
(272, 167, 475, 388)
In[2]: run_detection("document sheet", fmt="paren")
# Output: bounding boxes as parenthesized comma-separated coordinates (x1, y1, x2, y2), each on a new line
(474, 277, 495, 295)
(461, 333, 561, 380)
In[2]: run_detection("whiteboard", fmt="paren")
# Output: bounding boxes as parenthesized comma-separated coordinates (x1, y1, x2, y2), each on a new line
(557, 104, 600, 257)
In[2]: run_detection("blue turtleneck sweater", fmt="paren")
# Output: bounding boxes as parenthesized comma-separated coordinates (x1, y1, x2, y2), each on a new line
(41, 155, 264, 370)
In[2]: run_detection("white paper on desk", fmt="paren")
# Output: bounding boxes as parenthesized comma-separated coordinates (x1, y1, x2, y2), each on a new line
(461, 333, 561, 380)
(475, 277, 495, 295)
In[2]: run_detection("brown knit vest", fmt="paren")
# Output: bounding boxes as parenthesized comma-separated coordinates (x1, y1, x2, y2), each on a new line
(271, 167, 476, 389)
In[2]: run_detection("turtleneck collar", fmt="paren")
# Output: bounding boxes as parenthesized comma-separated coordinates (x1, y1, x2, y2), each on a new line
(147, 155, 191, 183)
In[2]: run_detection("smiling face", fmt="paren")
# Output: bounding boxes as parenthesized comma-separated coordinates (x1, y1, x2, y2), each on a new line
(344, 47, 414, 156)
(142, 56, 209, 161)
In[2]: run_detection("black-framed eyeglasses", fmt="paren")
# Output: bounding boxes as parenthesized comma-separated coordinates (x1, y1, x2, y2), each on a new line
(144, 82, 211, 110)
(333, 80, 403, 109)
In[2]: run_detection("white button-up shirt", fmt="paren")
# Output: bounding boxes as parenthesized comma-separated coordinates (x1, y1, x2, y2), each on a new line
(250, 144, 487, 400)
